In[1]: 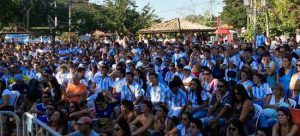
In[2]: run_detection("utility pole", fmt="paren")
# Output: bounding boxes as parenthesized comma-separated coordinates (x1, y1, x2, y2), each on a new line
(208, 0, 214, 21)
(54, 1, 57, 28)
(68, 4, 72, 42)
(69, 4, 71, 33)
(262, 0, 269, 37)
(253, 0, 257, 48)
(244, 0, 250, 31)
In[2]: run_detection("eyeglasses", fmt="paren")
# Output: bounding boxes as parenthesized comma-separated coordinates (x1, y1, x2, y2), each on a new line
(229, 127, 236, 131)
(297, 64, 300, 67)
(114, 127, 121, 132)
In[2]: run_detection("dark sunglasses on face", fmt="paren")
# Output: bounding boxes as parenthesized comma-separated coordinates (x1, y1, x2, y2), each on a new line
(296, 64, 300, 67)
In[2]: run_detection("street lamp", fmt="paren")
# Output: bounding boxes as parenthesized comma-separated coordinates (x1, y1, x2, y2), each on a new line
(262, 0, 269, 38)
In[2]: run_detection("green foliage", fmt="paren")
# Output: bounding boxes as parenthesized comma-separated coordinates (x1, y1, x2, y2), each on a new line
(184, 14, 216, 27)
(220, 0, 247, 29)
(0, 0, 158, 36)
(243, 0, 299, 39)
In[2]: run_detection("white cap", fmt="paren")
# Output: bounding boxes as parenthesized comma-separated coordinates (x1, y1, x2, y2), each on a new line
(183, 65, 191, 71)
(98, 61, 105, 66)
(126, 60, 132, 64)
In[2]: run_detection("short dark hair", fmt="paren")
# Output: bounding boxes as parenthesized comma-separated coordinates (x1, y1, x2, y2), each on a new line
(190, 118, 203, 130)
(218, 79, 228, 88)
(169, 80, 179, 89)
(121, 100, 134, 111)
(176, 64, 183, 69)
(149, 72, 158, 79)
(125, 72, 134, 77)
(142, 100, 153, 110)
(243, 47, 252, 53)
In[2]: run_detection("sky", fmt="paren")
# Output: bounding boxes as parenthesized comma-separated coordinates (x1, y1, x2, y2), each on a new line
(89, 0, 225, 21)
(135, 0, 224, 21)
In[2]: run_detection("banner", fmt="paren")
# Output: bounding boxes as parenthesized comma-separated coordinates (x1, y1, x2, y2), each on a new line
(4, 34, 29, 44)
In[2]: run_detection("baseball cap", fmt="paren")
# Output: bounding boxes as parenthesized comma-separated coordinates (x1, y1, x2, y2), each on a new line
(14, 74, 23, 81)
(183, 65, 191, 71)
(76, 116, 92, 124)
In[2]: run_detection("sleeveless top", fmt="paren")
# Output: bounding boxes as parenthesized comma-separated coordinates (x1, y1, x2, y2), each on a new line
(261, 61, 276, 88)
(234, 102, 256, 134)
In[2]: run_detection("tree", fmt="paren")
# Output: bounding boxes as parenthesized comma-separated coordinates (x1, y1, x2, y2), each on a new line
(185, 14, 216, 27)
(0, 0, 23, 29)
(220, 0, 247, 29)
(104, 0, 159, 35)
(243, 0, 299, 39)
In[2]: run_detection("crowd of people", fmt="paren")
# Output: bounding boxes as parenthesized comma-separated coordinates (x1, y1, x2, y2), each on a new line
(0, 35, 299, 136)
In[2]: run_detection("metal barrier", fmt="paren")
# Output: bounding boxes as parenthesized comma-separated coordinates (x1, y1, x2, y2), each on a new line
(23, 112, 62, 136)
(0, 111, 21, 136)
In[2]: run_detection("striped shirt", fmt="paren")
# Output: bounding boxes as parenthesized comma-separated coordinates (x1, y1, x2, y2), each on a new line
(237, 80, 254, 96)
(113, 78, 126, 93)
(120, 82, 143, 102)
(252, 83, 272, 99)
(200, 59, 216, 69)
(239, 59, 259, 71)
(187, 88, 208, 108)
(164, 71, 176, 84)
(93, 76, 114, 93)
(146, 83, 166, 103)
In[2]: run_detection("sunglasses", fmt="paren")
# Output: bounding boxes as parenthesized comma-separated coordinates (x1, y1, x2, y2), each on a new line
(296, 64, 300, 67)
(229, 127, 236, 131)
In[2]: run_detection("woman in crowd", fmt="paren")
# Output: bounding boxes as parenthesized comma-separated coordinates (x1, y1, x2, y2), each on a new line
(226, 118, 246, 136)
(260, 83, 290, 128)
(232, 84, 256, 135)
(186, 78, 209, 119)
(67, 102, 80, 133)
(290, 59, 300, 108)
(277, 55, 296, 97)
(48, 77, 62, 104)
(133, 68, 147, 91)
(272, 106, 298, 136)
(166, 112, 191, 136)
(258, 52, 277, 88)
(48, 109, 68, 134)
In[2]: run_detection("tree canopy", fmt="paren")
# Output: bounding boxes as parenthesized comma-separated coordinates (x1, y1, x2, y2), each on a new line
(0, 0, 159, 35)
